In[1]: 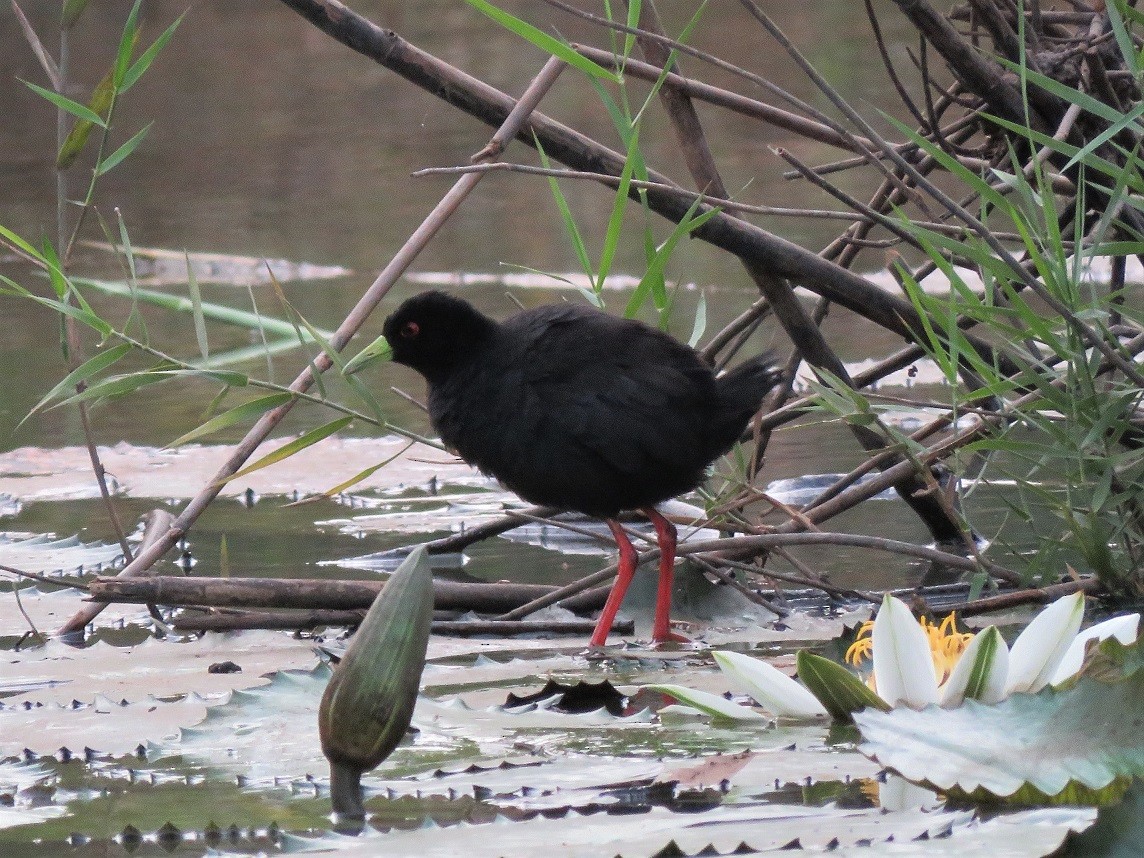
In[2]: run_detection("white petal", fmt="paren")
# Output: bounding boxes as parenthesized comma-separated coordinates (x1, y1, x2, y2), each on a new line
(1004, 591, 1086, 695)
(645, 684, 771, 722)
(713, 651, 828, 718)
(939, 625, 1009, 707)
(1050, 612, 1140, 686)
(871, 594, 938, 708)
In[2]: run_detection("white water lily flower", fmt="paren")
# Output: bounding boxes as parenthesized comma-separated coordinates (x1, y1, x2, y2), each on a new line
(1049, 612, 1140, 686)
(702, 591, 1139, 720)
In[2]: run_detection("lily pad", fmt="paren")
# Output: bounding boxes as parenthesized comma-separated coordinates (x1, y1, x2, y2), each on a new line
(0, 532, 124, 577)
(81, 242, 352, 286)
(2, 630, 318, 708)
(0, 438, 476, 503)
(1054, 778, 1144, 857)
(0, 585, 148, 638)
(0, 694, 209, 757)
(0, 760, 68, 831)
(854, 670, 1144, 800)
(276, 802, 1062, 856)
(0, 494, 20, 518)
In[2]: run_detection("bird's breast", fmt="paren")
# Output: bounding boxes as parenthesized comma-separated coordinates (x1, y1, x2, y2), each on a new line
(428, 372, 535, 471)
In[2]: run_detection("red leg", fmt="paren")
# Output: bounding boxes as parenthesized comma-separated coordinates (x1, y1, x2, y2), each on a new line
(589, 519, 638, 646)
(643, 507, 688, 644)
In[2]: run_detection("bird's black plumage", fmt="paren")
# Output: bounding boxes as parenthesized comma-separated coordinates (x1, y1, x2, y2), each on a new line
(383, 291, 780, 518)
(381, 290, 780, 645)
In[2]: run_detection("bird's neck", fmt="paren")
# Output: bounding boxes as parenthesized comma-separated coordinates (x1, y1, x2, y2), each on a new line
(420, 318, 499, 385)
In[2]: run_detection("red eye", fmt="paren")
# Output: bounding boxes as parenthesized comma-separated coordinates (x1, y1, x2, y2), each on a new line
(401, 321, 420, 339)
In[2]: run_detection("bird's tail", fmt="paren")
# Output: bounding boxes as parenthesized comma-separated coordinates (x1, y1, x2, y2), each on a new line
(708, 353, 783, 454)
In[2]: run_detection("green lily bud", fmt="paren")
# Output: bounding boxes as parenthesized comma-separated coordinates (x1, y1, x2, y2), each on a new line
(319, 546, 434, 819)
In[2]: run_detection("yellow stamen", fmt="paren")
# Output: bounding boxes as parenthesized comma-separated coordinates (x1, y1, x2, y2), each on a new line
(845, 620, 875, 665)
(920, 613, 974, 684)
(843, 612, 974, 687)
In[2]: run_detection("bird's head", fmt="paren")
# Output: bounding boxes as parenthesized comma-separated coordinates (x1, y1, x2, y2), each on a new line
(344, 291, 496, 381)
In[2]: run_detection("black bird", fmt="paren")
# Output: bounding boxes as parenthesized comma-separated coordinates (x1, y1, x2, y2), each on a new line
(348, 290, 781, 646)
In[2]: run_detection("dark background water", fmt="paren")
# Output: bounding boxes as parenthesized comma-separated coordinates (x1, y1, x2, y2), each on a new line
(0, 1, 996, 590)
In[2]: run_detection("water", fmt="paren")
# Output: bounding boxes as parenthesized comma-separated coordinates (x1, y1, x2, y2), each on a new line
(0, 4, 1113, 854)
(0, 0, 965, 596)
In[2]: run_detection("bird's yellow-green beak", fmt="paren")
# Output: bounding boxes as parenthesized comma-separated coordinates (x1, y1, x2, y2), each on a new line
(343, 333, 393, 375)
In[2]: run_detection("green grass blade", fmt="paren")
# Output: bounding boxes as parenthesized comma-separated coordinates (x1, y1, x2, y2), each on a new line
(0, 224, 46, 262)
(307, 440, 416, 500)
(169, 392, 295, 447)
(983, 112, 1140, 191)
(57, 66, 116, 168)
(628, 198, 719, 317)
(265, 275, 328, 398)
(1107, 1, 1139, 74)
(40, 238, 68, 300)
(185, 251, 209, 362)
(1061, 102, 1144, 173)
(597, 127, 640, 289)
(96, 121, 153, 176)
(115, 0, 144, 85)
(2, 275, 112, 336)
(73, 276, 334, 341)
(536, 141, 594, 287)
(21, 79, 105, 127)
(61, 0, 90, 30)
(881, 111, 1011, 210)
(462, 0, 618, 82)
(121, 10, 186, 92)
(51, 371, 171, 409)
(687, 292, 707, 347)
(621, 0, 640, 57)
(221, 416, 354, 484)
(189, 338, 306, 369)
(24, 343, 132, 420)
(115, 211, 139, 287)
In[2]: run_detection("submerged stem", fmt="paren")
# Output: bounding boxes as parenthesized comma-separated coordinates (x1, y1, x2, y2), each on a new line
(329, 761, 366, 824)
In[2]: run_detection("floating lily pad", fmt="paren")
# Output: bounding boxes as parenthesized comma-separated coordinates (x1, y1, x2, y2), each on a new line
(1054, 778, 1144, 857)
(2, 630, 318, 709)
(0, 494, 20, 518)
(0, 586, 148, 641)
(0, 532, 124, 577)
(503, 679, 626, 716)
(0, 695, 208, 757)
(0, 438, 475, 503)
(276, 802, 1070, 856)
(81, 242, 352, 286)
(855, 670, 1144, 801)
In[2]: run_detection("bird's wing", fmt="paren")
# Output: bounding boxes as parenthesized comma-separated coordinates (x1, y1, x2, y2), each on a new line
(516, 308, 711, 478)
